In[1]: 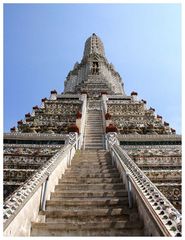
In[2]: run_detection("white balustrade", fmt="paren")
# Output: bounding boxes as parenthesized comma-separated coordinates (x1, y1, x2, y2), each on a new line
(3, 133, 80, 236)
(106, 132, 182, 237)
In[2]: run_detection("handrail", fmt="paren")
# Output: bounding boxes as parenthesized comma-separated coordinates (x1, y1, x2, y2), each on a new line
(3, 133, 80, 230)
(79, 94, 87, 149)
(106, 132, 182, 237)
(101, 95, 107, 133)
(100, 97, 107, 149)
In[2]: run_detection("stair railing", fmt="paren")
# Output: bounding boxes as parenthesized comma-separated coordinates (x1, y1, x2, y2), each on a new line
(83, 99, 90, 149)
(3, 133, 80, 236)
(79, 94, 87, 149)
(100, 95, 107, 133)
(106, 132, 182, 237)
(101, 95, 108, 149)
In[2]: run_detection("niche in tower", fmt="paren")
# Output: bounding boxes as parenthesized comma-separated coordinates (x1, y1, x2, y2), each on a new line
(92, 61, 99, 75)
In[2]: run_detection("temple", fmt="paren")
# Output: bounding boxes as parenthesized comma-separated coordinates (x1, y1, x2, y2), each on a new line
(4, 33, 181, 236)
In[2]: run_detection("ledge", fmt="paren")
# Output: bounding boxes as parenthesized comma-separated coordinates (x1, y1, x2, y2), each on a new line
(118, 134, 182, 142)
(4, 133, 69, 141)
(57, 94, 81, 99)
(107, 94, 131, 100)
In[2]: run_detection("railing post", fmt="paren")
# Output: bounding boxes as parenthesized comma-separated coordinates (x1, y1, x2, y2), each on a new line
(40, 173, 49, 211)
(105, 135, 108, 150)
(111, 150, 115, 167)
(68, 147, 72, 167)
(126, 173, 132, 208)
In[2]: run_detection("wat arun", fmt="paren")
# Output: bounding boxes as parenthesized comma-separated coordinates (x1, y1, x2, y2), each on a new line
(3, 34, 181, 236)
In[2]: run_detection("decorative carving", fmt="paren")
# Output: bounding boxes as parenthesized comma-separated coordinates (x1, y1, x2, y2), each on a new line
(107, 99, 174, 135)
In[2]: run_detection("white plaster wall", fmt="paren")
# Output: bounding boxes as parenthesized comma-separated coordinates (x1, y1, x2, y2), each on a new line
(4, 186, 42, 236)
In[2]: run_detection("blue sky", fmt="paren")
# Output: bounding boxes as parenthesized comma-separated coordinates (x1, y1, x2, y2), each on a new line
(4, 4, 181, 133)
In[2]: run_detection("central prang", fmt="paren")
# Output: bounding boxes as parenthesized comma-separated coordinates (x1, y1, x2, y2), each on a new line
(64, 33, 125, 97)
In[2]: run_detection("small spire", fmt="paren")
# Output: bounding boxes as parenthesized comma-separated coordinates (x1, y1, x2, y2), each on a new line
(83, 33, 105, 58)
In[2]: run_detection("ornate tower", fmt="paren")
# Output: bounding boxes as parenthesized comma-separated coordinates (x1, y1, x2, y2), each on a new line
(4, 34, 181, 237)
(64, 33, 124, 96)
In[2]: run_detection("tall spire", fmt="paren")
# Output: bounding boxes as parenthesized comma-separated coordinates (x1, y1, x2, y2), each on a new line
(64, 33, 125, 96)
(83, 33, 105, 59)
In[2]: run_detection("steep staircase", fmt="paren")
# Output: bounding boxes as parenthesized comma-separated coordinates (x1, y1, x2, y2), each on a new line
(84, 101, 104, 150)
(31, 150, 144, 236)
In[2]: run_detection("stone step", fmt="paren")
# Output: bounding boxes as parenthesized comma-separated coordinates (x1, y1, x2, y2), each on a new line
(46, 203, 128, 212)
(83, 135, 103, 138)
(85, 140, 104, 143)
(78, 153, 108, 156)
(84, 136, 103, 139)
(84, 142, 104, 144)
(85, 127, 103, 129)
(69, 165, 116, 171)
(85, 125, 103, 127)
(63, 173, 120, 178)
(77, 149, 107, 152)
(69, 162, 113, 168)
(84, 139, 103, 143)
(42, 220, 129, 229)
(85, 133, 103, 136)
(86, 120, 102, 122)
(51, 190, 127, 198)
(73, 151, 108, 155)
(84, 132, 104, 135)
(84, 146, 104, 148)
(71, 158, 111, 163)
(84, 139, 104, 144)
(84, 144, 104, 148)
(87, 116, 102, 118)
(85, 132, 103, 134)
(86, 123, 102, 124)
(65, 166, 117, 173)
(59, 179, 122, 185)
(86, 124, 102, 126)
(87, 114, 102, 116)
(31, 222, 143, 236)
(87, 117, 102, 119)
(47, 198, 128, 208)
(85, 129, 103, 131)
(85, 126, 103, 128)
(85, 131, 103, 134)
(86, 126, 102, 128)
(85, 138, 104, 141)
(84, 146, 104, 150)
(87, 112, 101, 114)
(55, 183, 124, 191)
(72, 155, 110, 160)
(86, 123, 102, 125)
(86, 120, 102, 124)
(72, 155, 109, 159)
(84, 142, 104, 145)
(87, 119, 102, 121)
(61, 171, 120, 177)
(45, 212, 129, 223)
(85, 134, 103, 136)
(72, 154, 109, 159)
